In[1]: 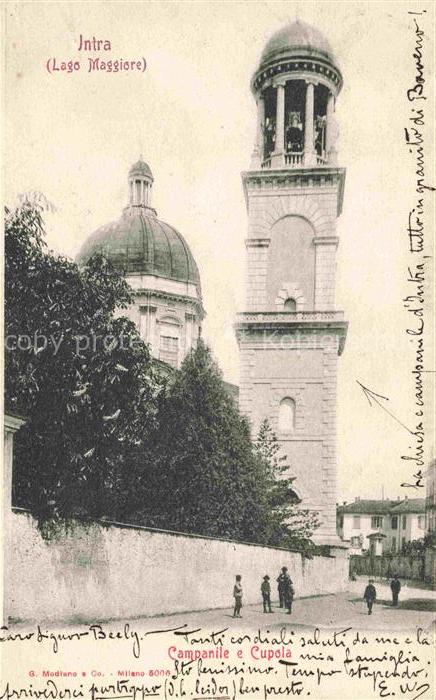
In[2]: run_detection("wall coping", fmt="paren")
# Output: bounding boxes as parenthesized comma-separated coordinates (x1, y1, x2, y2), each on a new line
(11, 507, 339, 558)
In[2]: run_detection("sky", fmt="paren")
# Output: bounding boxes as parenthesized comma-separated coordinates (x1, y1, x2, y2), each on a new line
(3, 0, 435, 502)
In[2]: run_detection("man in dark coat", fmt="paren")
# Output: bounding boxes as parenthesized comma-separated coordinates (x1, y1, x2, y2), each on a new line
(390, 575, 401, 607)
(363, 579, 377, 615)
(276, 569, 286, 607)
(280, 567, 294, 614)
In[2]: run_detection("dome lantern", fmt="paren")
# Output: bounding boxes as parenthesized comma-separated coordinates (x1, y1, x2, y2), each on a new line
(128, 157, 154, 208)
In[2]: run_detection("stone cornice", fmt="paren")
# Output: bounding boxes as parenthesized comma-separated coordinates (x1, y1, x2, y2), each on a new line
(242, 167, 346, 217)
(314, 236, 339, 246)
(132, 289, 205, 319)
(235, 310, 348, 355)
(252, 54, 342, 97)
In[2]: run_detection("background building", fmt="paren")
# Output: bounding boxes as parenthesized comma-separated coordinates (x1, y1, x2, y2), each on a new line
(235, 21, 347, 545)
(78, 160, 204, 369)
(425, 459, 436, 534)
(337, 498, 426, 555)
(424, 460, 436, 583)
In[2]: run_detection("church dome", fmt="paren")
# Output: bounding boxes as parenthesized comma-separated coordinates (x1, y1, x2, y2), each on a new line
(77, 160, 201, 297)
(78, 207, 201, 293)
(259, 20, 335, 67)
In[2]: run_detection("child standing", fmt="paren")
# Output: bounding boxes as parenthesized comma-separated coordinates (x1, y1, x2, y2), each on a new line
(233, 575, 243, 618)
(261, 575, 273, 613)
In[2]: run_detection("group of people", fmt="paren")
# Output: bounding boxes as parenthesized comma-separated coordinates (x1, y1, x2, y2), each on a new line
(363, 574, 402, 615)
(233, 571, 404, 619)
(232, 567, 295, 618)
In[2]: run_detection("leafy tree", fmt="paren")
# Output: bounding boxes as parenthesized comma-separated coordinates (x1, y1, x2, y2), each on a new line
(255, 418, 320, 549)
(5, 198, 161, 522)
(139, 339, 270, 541)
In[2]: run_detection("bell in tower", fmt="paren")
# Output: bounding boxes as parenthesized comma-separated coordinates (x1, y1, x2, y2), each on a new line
(236, 20, 348, 547)
(250, 20, 341, 171)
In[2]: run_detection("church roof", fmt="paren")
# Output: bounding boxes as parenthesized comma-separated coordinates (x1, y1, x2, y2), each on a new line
(77, 206, 202, 293)
(259, 20, 336, 68)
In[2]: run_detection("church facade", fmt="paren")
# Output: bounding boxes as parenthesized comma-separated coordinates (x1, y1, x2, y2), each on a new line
(235, 22, 348, 545)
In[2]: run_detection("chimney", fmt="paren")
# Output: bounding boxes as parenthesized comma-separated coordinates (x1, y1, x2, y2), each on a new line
(356, 496, 360, 502)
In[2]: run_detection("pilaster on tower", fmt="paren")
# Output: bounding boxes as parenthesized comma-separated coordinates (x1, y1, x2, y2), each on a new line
(236, 20, 348, 546)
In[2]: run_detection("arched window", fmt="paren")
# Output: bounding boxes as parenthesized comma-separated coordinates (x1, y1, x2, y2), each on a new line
(278, 397, 296, 432)
(284, 297, 297, 311)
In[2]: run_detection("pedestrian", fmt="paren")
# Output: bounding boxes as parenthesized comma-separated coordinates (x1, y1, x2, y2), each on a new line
(261, 575, 273, 613)
(363, 578, 377, 615)
(277, 566, 287, 608)
(280, 566, 294, 614)
(390, 574, 401, 607)
(233, 575, 243, 618)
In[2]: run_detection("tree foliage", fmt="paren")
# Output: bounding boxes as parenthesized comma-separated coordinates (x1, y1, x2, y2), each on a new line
(6, 198, 161, 521)
(254, 419, 320, 549)
(137, 339, 270, 541)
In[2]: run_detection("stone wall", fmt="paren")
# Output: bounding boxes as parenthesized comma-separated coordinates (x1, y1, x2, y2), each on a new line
(6, 510, 348, 623)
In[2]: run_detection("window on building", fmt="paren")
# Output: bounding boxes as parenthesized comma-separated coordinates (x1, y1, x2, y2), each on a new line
(351, 536, 361, 548)
(418, 515, 425, 529)
(284, 297, 297, 311)
(160, 335, 178, 364)
(391, 537, 396, 552)
(353, 515, 360, 529)
(338, 516, 344, 528)
(278, 397, 296, 432)
(402, 537, 406, 551)
(371, 516, 382, 529)
(391, 516, 398, 530)
(159, 319, 180, 368)
(402, 515, 407, 530)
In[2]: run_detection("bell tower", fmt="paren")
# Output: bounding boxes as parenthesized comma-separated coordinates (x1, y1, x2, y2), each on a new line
(235, 21, 348, 545)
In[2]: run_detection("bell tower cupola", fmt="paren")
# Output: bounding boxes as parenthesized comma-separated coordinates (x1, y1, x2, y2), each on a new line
(250, 20, 342, 170)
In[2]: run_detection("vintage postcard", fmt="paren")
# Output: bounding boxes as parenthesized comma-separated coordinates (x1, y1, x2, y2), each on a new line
(1, 1, 435, 699)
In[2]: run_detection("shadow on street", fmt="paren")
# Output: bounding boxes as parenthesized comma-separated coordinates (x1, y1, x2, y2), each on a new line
(348, 597, 436, 612)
